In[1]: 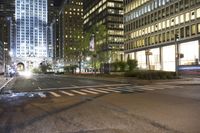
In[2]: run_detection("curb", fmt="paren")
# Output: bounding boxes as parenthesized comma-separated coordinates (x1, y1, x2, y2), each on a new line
(0, 78, 13, 93)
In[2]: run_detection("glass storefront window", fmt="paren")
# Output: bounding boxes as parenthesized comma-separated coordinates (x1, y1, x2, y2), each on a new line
(162, 45, 175, 71)
(136, 50, 146, 69)
(149, 48, 160, 70)
(179, 41, 199, 65)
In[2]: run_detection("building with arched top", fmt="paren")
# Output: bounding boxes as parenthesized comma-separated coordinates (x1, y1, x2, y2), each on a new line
(14, 0, 49, 70)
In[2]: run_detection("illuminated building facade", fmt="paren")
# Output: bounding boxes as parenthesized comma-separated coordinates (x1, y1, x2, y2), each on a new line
(15, 0, 48, 70)
(0, 0, 15, 73)
(58, 0, 83, 65)
(83, 0, 124, 61)
(124, 0, 200, 71)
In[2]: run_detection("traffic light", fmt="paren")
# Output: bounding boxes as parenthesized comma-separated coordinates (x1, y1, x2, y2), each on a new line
(176, 53, 184, 58)
(175, 34, 179, 40)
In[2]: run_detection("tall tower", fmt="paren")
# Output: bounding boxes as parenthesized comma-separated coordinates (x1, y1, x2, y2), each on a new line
(15, 0, 48, 70)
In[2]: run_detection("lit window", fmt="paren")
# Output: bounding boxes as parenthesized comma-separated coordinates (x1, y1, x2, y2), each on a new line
(191, 11, 195, 20)
(191, 24, 196, 35)
(175, 16, 179, 25)
(151, 25, 154, 32)
(158, 23, 161, 30)
(180, 14, 184, 23)
(197, 23, 200, 33)
(162, 21, 166, 29)
(171, 18, 174, 26)
(185, 12, 190, 22)
(166, 19, 170, 27)
(197, 8, 200, 18)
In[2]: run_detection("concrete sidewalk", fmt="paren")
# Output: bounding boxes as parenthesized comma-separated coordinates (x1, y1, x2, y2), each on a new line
(0, 75, 12, 92)
(61, 74, 200, 85)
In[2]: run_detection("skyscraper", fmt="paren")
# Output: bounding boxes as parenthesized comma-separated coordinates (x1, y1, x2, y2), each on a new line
(15, 0, 48, 70)
(124, 0, 200, 72)
(0, 0, 15, 73)
(58, 0, 83, 65)
(83, 0, 124, 62)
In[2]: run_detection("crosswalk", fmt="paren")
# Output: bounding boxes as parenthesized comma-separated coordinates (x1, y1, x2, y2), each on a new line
(45, 84, 182, 98)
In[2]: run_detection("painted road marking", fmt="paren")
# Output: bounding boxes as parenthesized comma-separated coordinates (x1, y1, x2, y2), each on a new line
(0, 78, 13, 91)
(81, 89, 99, 94)
(101, 87, 121, 93)
(71, 90, 87, 95)
(88, 88, 109, 94)
(59, 91, 74, 96)
(38, 87, 42, 90)
(49, 91, 61, 97)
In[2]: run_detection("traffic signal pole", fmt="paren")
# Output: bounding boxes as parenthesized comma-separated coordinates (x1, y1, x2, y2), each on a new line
(175, 34, 179, 77)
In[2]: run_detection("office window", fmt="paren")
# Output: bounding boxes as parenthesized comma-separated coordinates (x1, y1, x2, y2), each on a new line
(158, 23, 161, 30)
(171, 18, 174, 26)
(185, 26, 190, 37)
(191, 24, 196, 35)
(166, 19, 170, 27)
(151, 25, 154, 32)
(180, 27, 184, 38)
(191, 11, 195, 20)
(197, 8, 200, 18)
(162, 21, 166, 29)
(162, 33, 165, 42)
(180, 14, 184, 23)
(185, 12, 190, 22)
(197, 23, 200, 33)
(171, 30, 175, 40)
(175, 16, 179, 25)
(166, 31, 170, 41)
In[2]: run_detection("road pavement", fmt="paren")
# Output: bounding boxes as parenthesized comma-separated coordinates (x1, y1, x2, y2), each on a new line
(0, 74, 200, 133)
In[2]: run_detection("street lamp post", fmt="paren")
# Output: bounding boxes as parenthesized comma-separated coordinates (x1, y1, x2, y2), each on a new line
(175, 34, 179, 77)
(145, 50, 152, 70)
(4, 48, 8, 79)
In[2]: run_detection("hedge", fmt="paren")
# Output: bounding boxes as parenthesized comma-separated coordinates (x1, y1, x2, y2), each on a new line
(124, 70, 177, 80)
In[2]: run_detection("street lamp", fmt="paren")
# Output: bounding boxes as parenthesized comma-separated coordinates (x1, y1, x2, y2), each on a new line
(175, 34, 179, 77)
(145, 49, 152, 70)
(4, 48, 8, 79)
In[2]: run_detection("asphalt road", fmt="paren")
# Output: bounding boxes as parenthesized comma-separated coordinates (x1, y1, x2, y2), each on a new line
(0, 74, 200, 133)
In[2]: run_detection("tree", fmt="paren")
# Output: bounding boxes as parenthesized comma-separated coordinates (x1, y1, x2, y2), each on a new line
(40, 63, 51, 73)
(64, 29, 90, 73)
(127, 59, 138, 71)
(118, 61, 126, 72)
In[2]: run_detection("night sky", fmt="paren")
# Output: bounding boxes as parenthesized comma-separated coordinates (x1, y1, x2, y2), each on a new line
(54, 0, 64, 6)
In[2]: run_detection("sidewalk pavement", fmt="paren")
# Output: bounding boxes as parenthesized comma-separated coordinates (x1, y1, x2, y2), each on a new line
(0, 75, 11, 92)
(62, 74, 200, 86)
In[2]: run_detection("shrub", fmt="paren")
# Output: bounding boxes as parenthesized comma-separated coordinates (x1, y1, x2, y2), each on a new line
(124, 70, 177, 80)
(118, 61, 126, 72)
(127, 59, 138, 71)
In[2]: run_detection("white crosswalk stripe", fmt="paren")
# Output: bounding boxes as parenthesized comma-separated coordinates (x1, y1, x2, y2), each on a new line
(81, 89, 99, 94)
(71, 90, 87, 95)
(88, 88, 110, 94)
(59, 90, 74, 96)
(49, 91, 61, 97)
(46, 84, 182, 98)
(101, 87, 121, 93)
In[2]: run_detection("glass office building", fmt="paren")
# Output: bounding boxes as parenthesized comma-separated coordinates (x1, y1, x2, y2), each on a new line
(124, 0, 200, 72)
(15, 0, 48, 70)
